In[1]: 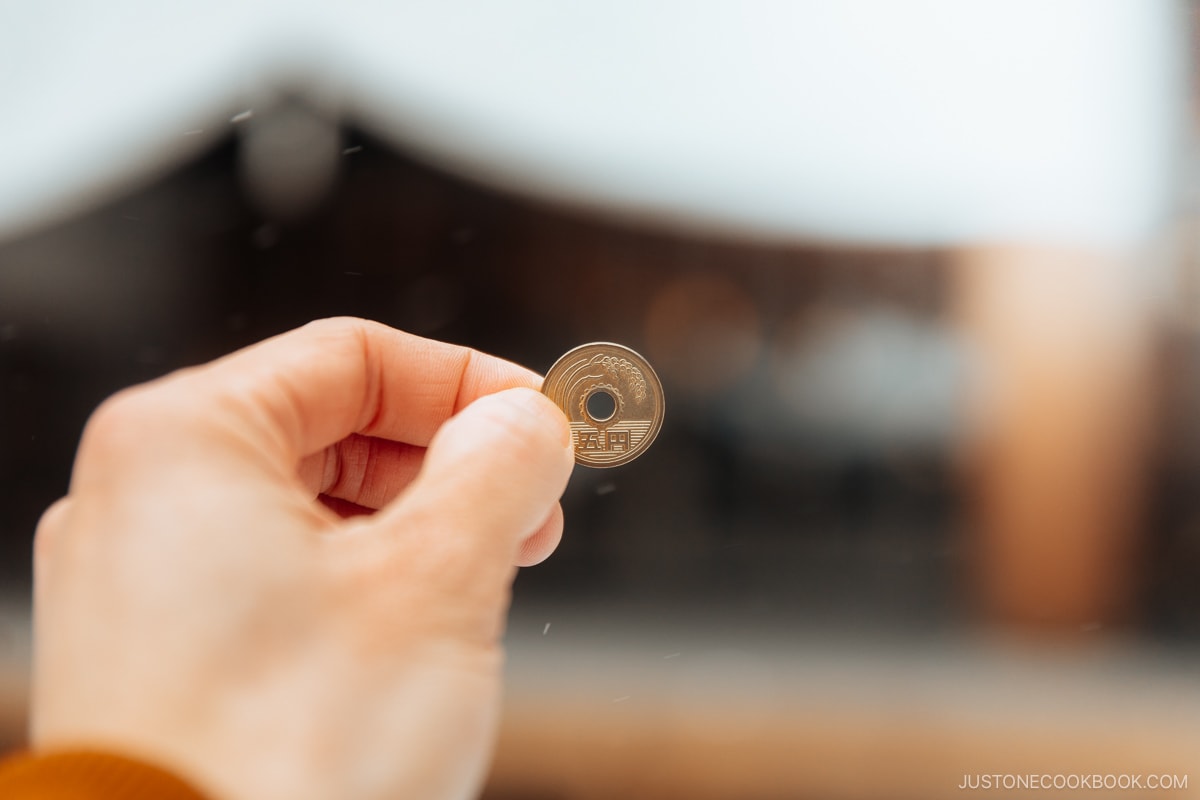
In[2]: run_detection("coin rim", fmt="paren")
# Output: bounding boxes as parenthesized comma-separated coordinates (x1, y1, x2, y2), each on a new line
(541, 342, 664, 469)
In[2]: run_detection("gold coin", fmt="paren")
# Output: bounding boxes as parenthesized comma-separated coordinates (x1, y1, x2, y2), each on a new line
(542, 342, 664, 468)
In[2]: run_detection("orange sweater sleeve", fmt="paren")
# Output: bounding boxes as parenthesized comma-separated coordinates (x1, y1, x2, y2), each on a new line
(0, 749, 212, 800)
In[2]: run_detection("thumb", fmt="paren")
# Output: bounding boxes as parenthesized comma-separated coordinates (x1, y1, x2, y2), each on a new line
(374, 387, 574, 572)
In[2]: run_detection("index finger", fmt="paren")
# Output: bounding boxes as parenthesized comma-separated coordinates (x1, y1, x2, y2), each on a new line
(170, 317, 542, 461)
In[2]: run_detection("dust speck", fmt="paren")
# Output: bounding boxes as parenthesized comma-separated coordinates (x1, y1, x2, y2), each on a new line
(231, 110, 253, 124)
(542, 622, 551, 635)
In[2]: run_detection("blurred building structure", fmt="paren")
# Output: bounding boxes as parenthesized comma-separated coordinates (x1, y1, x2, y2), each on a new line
(1, 2, 1198, 797)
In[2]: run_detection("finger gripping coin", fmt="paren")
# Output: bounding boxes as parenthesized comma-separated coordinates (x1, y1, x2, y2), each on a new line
(541, 343, 664, 468)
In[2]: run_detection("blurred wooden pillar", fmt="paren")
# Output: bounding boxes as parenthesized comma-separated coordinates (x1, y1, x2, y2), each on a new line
(954, 246, 1152, 630)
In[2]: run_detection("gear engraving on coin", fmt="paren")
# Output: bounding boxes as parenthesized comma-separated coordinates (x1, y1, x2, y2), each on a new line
(579, 382, 624, 430)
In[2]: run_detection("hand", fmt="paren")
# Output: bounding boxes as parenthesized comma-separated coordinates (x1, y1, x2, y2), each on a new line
(30, 318, 574, 800)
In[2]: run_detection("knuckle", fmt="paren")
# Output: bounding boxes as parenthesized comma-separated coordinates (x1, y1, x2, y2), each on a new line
(303, 316, 373, 352)
(33, 524, 58, 569)
(307, 315, 366, 333)
(326, 435, 371, 499)
(32, 499, 69, 564)
(77, 382, 190, 473)
(82, 387, 153, 454)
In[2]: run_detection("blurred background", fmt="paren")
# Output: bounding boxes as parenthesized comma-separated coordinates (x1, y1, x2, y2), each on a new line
(2, 2, 1199, 798)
